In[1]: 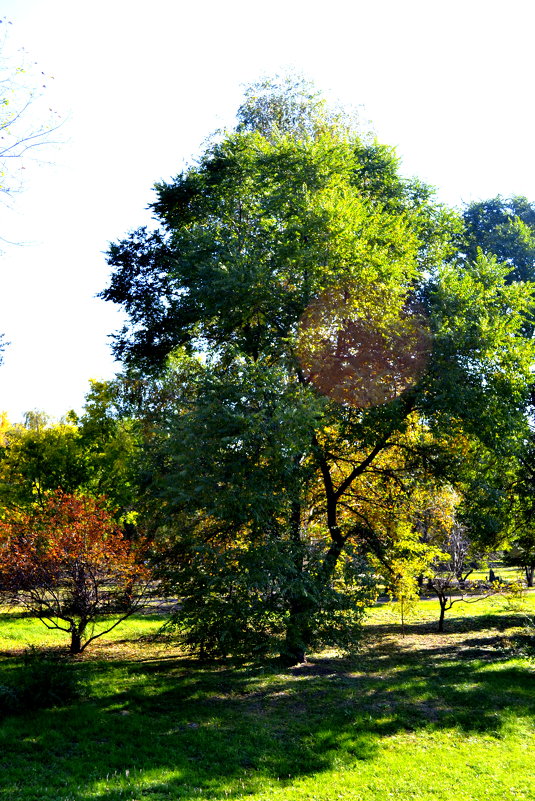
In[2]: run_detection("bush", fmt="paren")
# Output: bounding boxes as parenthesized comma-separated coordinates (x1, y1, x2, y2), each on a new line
(0, 683, 20, 716)
(507, 614, 535, 660)
(0, 646, 84, 717)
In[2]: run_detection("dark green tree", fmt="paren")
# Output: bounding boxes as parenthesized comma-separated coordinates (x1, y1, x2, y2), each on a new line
(102, 79, 535, 663)
(501, 441, 535, 587)
(462, 195, 535, 560)
(462, 196, 535, 284)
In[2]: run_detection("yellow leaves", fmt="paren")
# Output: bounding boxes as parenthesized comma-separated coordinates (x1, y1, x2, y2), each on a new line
(0, 411, 9, 446)
(375, 522, 446, 624)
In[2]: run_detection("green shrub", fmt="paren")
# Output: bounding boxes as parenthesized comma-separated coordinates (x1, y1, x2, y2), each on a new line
(0, 646, 84, 717)
(0, 683, 20, 716)
(508, 614, 535, 659)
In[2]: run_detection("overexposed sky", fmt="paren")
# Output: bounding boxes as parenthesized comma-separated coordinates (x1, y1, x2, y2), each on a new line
(1, 0, 534, 422)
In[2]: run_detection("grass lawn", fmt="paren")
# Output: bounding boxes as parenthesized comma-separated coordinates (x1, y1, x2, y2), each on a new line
(0, 594, 534, 801)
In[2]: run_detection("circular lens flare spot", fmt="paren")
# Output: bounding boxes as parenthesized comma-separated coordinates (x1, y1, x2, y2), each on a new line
(296, 284, 431, 408)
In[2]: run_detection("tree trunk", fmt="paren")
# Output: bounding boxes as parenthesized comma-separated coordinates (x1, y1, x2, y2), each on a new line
(525, 565, 535, 588)
(437, 598, 446, 632)
(279, 499, 311, 666)
(280, 595, 312, 666)
(280, 640, 306, 667)
(69, 619, 86, 655)
(70, 629, 82, 655)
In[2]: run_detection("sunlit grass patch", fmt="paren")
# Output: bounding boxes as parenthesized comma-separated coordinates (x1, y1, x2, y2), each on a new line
(0, 605, 169, 656)
(367, 584, 535, 630)
(0, 596, 534, 800)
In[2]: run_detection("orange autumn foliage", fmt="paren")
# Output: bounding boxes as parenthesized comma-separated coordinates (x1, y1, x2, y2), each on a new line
(0, 491, 150, 653)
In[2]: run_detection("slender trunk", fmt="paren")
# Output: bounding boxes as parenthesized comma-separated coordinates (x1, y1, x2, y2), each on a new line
(526, 565, 534, 588)
(437, 597, 446, 633)
(281, 596, 310, 666)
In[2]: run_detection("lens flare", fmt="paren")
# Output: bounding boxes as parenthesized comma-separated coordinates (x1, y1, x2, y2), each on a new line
(296, 284, 431, 407)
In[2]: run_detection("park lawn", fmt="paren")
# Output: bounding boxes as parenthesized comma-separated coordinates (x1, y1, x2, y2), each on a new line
(0, 607, 166, 655)
(0, 595, 533, 801)
(465, 565, 526, 583)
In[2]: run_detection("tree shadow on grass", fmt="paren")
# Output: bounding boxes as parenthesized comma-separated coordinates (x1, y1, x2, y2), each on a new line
(0, 615, 533, 801)
(366, 608, 530, 638)
(0, 609, 33, 622)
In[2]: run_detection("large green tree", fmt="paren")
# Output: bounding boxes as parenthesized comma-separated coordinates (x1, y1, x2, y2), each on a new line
(102, 79, 535, 663)
(461, 195, 535, 560)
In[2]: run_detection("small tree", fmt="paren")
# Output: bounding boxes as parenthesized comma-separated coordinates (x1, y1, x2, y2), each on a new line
(425, 567, 509, 633)
(503, 539, 535, 587)
(0, 491, 150, 653)
(380, 522, 447, 634)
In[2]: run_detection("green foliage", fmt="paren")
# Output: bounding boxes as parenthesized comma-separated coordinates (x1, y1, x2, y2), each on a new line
(102, 78, 535, 662)
(0, 646, 83, 717)
(0, 383, 140, 527)
(76, 379, 140, 516)
(425, 255, 534, 443)
(501, 439, 535, 586)
(161, 536, 291, 659)
(0, 412, 88, 510)
(104, 108, 442, 370)
(17, 646, 83, 707)
(161, 529, 377, 658)
(462, 195, 535, 284)
(381, 522, 447, 623)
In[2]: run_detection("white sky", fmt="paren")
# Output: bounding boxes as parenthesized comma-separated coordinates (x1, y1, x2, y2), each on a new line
(1, 0, 534, 422)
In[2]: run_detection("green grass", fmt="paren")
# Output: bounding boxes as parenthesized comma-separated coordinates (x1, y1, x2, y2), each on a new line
(0, 607, 165, 653)
(0, 595, 534, 800)
(466, 564, 526, 583)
